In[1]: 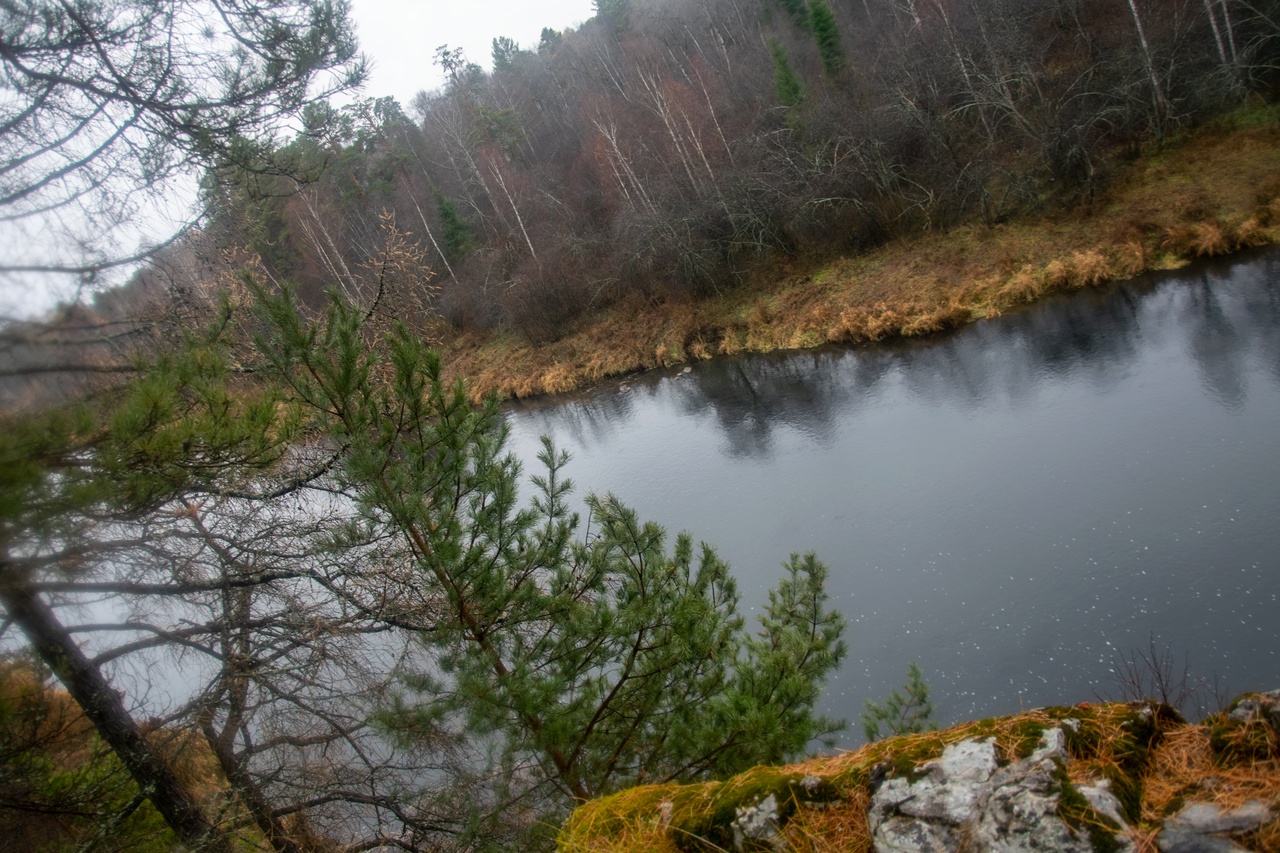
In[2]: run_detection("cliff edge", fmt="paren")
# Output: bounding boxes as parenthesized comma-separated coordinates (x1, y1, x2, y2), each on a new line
(559, 691, 1280, 852)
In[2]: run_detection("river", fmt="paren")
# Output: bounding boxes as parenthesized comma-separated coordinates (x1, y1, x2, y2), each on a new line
(503, 250, 1280, 746)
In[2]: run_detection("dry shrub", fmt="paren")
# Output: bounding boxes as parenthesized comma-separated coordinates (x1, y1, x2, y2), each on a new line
(901, 311, 947, 337)
(539, 364, 578, 396)
(803, 303, 838, 335)
(863, 304, 906, 340)
(1162, 224, 1198, 257)
(830, 306, 871, 342)
(1193, 222, 1231, 256)
(902, 301, 969, 336)
(683, 324, 724, 361)
(719, 327, 746, 355)
(654, 343, 681, 366)
(1042, 250, 1113, 289)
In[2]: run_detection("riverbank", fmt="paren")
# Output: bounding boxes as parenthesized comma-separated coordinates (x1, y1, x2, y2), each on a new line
(559, 691, 1280, 852)
(436, 107, 1280, 403)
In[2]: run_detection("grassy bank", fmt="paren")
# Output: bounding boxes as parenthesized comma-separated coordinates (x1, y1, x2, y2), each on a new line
(437, 108, 1280, 403)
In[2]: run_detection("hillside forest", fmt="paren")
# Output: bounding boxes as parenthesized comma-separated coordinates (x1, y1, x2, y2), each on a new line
(113, 0, 1280, 346)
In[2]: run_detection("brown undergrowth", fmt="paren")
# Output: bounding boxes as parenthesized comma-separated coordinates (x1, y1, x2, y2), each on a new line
(558, 696, 1280, 853)
(438, 113, 1280, 404)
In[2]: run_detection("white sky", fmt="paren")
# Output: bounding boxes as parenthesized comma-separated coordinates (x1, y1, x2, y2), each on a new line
(348, 0, 597, 106)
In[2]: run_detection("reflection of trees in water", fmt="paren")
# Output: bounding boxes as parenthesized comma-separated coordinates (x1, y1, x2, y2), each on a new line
(1176, 253, 1280, 409)
(1254, 254, 1280, 387)
(1185, 271, 1249, 410)
(504, 382, 640, 449)
(673, 354, 849, 459)
(674, 272, 1163, 461)
(511, 253, 1280, 461)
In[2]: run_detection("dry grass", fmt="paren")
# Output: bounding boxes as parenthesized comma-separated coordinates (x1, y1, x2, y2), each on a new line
(1139, 718, 1280, 852)
(779, 788, 873, 853)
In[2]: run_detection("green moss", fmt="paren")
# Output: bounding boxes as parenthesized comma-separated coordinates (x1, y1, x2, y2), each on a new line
(1208, 719, 1274, 763)
(1056, 769, 1126, 853)
(672, 769, 841, 852)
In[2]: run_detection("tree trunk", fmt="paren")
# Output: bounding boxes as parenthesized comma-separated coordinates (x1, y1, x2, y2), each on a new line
(0, 567, 230, 852)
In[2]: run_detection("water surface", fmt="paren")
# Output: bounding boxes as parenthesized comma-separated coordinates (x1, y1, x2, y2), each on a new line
(505, 252, 1280, 744)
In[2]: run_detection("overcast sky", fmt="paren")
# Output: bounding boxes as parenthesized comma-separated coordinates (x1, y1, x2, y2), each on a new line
(348, 0, 597, 106)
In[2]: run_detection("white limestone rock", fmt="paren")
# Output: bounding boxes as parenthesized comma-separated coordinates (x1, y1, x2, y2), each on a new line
(868, 728, 1134, 853)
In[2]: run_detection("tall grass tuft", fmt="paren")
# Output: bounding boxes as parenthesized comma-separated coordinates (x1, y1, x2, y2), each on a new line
(998, 265, 1046, 305)
(1164, 221, 1231, 257)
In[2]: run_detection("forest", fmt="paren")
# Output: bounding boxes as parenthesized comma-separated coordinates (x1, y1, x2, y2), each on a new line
(181, 0, 1280, 346)
(2, 0, 1279, 850)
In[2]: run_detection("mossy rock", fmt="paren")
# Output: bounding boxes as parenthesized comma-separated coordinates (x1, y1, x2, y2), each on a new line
(1056, 772, 1129, 853)
(672, 769, 842, 852)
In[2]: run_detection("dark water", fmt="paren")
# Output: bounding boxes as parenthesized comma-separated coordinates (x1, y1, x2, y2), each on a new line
(503, 252, 1280, 745)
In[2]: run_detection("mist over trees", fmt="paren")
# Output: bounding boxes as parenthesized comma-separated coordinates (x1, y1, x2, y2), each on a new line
(203, 0, 1279, 343)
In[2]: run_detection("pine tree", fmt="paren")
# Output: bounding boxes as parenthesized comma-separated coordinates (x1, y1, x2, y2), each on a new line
(861, 662, 936, 742)
(492, 36, 520, 72)
(252, 284, 847, 820)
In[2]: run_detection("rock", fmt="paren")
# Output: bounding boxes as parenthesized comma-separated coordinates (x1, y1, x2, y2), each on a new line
(731, 793, 783, 852)
(1165, 800, 1275, 836)
(1078, 779, 1130, 829)
(1156, 828, 1249, 853)
(868, 729, 1133, 853)
(1228, 689, 1280, 729)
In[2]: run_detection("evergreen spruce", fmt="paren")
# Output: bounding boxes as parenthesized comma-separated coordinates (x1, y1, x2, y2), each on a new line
(436, 193, 476, 262)
(770, 39, 805, 110)
(776, 0, 810, 28)
(810, 0, 845, 75)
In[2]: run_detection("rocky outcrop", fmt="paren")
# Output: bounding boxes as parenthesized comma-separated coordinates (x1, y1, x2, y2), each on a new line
(868, 728, 1132, 853)
(558, 692, 1280, 852)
